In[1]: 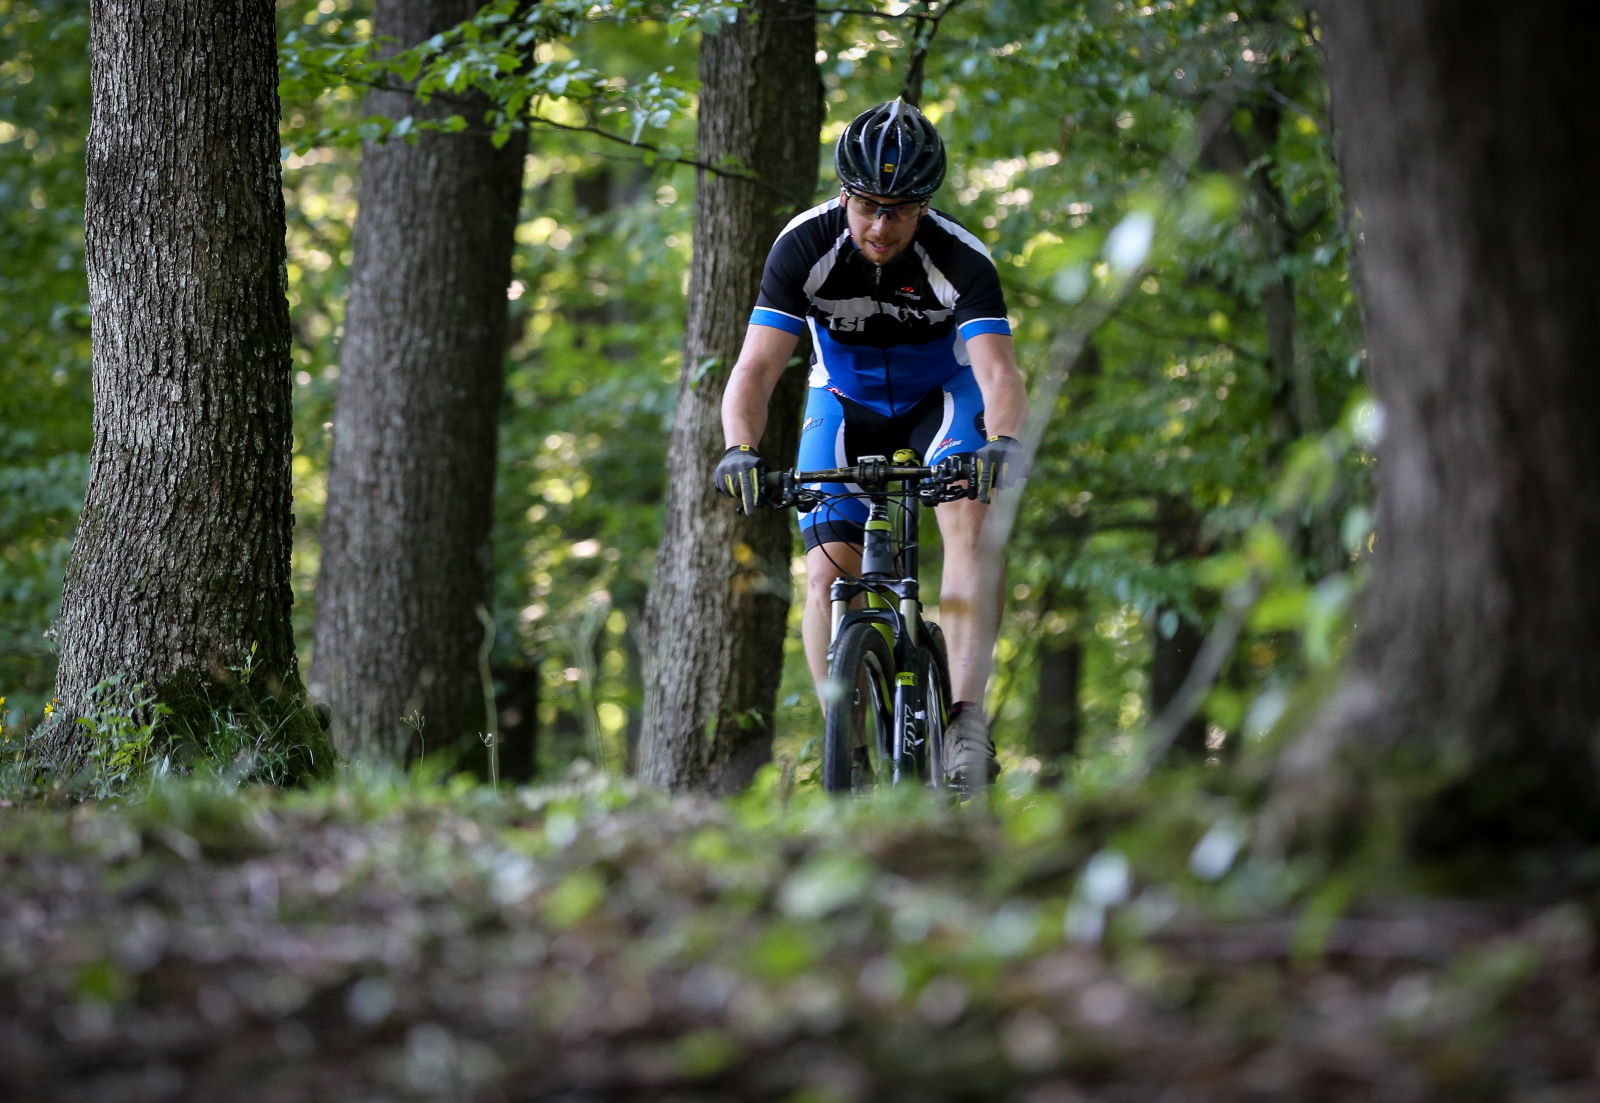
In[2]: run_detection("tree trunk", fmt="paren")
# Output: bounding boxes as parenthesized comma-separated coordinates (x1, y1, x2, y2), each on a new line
(36, 0, 327, 776)
(638, 0, 822, 792)
(490, 658, 540, 783)
(1151, 495, 1209, 760)
(1267, 3, 1600, 873)
(1032, 586, 1084, 782)
(309, 0, 527, 766)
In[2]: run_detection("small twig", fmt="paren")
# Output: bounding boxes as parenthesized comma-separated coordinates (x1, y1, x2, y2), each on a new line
(525, 113, 802, 200)
(807, 5, 923, 20)
(1134, 572, 1265, 780)
(475, 605, 500, 789)
(1149, 914, 1498, 966)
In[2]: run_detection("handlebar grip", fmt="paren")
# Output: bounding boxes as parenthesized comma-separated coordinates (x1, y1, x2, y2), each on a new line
(761, 468, 795, 509)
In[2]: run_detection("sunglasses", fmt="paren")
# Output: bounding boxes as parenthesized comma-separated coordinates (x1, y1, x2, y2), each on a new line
(842, 190, 925, 224)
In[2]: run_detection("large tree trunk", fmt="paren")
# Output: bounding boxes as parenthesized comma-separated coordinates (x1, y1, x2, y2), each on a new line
(309, 0, 527, 766)
(36, 0, 327, 776)
(638, 0, 822, 792)
(1267, 3, 1600, 871)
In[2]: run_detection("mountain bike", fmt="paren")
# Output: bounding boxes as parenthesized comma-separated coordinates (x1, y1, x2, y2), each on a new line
(764, 450, 972, 794)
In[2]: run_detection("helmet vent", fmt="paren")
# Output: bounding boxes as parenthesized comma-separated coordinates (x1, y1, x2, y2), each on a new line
(835, 98, 946, 201)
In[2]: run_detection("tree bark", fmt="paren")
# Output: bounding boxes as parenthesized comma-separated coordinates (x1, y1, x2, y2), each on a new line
(638, 0, 822, 792)
(1152, 495, 1210, 760)
(1267, 3, 1600, 872)
(309, 0, 527, 766)
(1032, 587, 1084, 780)
(36, 0, 327, 775)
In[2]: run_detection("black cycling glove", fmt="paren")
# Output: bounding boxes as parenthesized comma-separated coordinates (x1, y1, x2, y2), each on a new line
(712, 444, 765, 515)
(972, 435, 1020, 503)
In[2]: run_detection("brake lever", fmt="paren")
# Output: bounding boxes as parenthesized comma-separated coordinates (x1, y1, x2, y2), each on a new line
(791, 487, 825, 511)
(920, 454, 976, 504)
(760, 469, 794, 509)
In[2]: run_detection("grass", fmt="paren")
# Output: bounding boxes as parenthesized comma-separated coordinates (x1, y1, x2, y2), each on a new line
(1, 744, 1594, 1100)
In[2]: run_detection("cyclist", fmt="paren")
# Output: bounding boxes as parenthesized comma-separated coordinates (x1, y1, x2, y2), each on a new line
(712, 98, 1027, 791)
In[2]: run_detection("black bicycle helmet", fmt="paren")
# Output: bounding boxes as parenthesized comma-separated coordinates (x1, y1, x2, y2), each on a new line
(835, 98, 946, 201)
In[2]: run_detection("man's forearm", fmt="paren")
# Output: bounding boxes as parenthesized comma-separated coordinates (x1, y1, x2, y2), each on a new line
(983, 376, 1027, 440)
(721, 362, 773, 447)
(720, 325, 800, 448)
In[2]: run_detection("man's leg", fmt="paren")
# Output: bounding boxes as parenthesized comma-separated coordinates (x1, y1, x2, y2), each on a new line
(934, 495, 1004, 788)
(803, 541, 862, 699)
(934, 496, 1004, 704)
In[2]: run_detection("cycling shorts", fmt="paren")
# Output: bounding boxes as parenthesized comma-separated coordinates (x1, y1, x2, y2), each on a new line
(796, 366, 987, 550)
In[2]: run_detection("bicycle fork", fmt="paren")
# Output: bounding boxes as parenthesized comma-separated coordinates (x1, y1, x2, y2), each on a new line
(828, 490, 926, 782)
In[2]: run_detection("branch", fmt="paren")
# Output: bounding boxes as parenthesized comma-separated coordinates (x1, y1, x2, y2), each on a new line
(964, 86, 1250, 766)
(1106, 303, 1266, 364)
(1134, 569, 1264, 779)
(289, 66, 798, 197)
(525, 113, 802, 201)
(898, 0, 971, 105)
(811, 6, 903, 17)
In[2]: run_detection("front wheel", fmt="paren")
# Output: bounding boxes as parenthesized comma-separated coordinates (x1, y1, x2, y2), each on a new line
(917, 621, 954, 788)
(822, 622, 894, 793)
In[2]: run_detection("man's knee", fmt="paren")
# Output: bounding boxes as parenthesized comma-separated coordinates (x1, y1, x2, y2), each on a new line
(806, 569, 835, 605)
(937, 502, 986, 555)
(805, 543, 859, 603)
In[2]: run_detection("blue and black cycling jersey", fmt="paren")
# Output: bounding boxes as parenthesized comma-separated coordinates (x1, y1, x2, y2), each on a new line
(749, 197, 1012, 417)
(748, 198, 1012, 549)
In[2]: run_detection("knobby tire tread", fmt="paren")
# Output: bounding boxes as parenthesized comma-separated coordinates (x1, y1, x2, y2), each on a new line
(823, 622, 894, 793)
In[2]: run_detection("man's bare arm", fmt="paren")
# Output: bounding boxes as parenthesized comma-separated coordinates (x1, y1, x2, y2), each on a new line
(721, 324, 801, 448)
(965, 331, 1027, 439)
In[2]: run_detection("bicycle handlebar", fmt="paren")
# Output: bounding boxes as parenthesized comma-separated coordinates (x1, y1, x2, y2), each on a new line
(761, 454, 974, 510)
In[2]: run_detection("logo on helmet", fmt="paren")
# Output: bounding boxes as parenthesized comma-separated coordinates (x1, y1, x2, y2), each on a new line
(882, 162, 895, 172)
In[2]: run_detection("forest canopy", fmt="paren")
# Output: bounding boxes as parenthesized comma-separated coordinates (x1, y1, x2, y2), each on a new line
(1, 0, 1367, 784)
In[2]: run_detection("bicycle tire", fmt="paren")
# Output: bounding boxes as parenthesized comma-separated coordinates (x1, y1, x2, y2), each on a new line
(822, 621, 895, 793)
(918, 621, 954, 787)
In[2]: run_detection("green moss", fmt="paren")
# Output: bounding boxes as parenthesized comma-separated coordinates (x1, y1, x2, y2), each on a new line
(148, 664, 336, 787)
(19, 657, 337, 801)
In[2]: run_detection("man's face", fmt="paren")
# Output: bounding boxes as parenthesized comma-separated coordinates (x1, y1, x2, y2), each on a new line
(842, 189, 925, 266)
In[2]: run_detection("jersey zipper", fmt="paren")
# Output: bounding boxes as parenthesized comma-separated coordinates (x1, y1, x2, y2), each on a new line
(873, 263, 898, 416)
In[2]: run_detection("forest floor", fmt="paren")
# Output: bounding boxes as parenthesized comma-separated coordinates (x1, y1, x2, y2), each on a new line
(1, 765, 1595, 1102)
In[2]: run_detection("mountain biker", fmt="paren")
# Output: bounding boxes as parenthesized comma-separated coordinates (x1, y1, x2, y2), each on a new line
(712, 98, 1028, 791)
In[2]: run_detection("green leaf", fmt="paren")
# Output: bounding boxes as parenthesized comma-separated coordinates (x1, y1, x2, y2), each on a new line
(778, 853, 870, 919)
(542, 869, 605, 927)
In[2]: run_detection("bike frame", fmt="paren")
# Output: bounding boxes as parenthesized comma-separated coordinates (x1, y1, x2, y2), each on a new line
(771, 451, 969, 785)
(829, 461, 925, 783)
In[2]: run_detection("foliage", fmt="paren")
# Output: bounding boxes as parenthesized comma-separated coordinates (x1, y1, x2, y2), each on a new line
(0, 5, 1587, 1090)
(279, 0, 740, 158)
(74, 676, 174, 800)
(2, 656, 335, 802)
(910, 0, 1366, 756)
(6, 0, 1371, 782)
(0, 770, 1592, 1097)
(0, 0, 91, 722)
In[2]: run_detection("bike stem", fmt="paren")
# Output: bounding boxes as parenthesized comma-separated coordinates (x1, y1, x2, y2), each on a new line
(828, 458, 922, 651)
